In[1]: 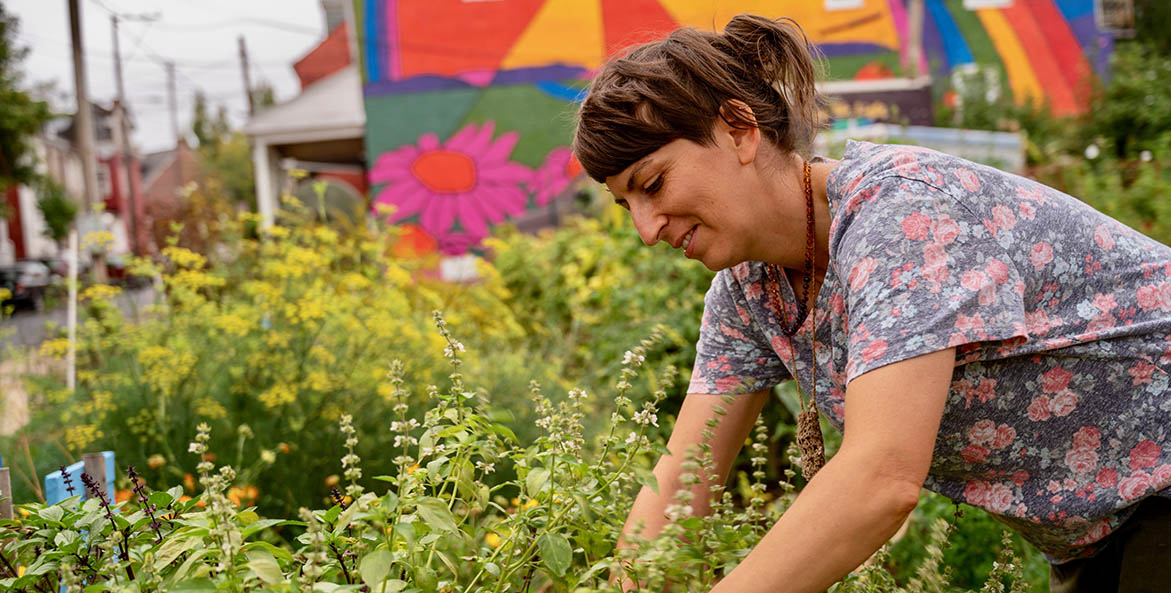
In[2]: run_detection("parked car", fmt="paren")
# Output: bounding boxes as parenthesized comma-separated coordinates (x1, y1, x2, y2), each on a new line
(0, 264, 46, 312)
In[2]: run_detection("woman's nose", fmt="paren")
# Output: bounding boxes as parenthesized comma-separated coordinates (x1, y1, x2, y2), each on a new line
(630, 201, 665, 246)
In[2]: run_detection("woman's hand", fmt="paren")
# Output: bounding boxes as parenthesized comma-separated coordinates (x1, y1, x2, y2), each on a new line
(709, 347, 957, 593)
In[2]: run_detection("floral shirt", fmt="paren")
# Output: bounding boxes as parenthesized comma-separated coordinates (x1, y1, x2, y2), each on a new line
(688, 140, 1171, 562)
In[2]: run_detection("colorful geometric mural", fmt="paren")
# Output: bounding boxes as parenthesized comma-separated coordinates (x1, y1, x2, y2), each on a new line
(355, 0, 1112, 253)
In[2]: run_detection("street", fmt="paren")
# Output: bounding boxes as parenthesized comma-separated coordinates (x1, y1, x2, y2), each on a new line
(0, 285, 158, 351)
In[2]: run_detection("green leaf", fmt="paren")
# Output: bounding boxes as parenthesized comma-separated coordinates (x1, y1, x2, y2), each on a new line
(490, 423, 518, 442)
(526, 467, 551, 495)
(167, 485, 184, 501)
(415, 498, 457, 532)
(38, 506, 65, 523)
(484, 562, 500, 576)
(237, 510, 259, 526)
(246, 549, 284, 584)
(379, 580, 407, 592)
(83, 584, 108, 593)
(632, 466, 658, 495)
(154, 535, 197, 571)
(242, 541, 294, 563)
(241, 518, 289, 540)
(360, 549, 393, 586)
(323, 504, 342, 524)
(169, 578, 216, 593)
(382, 490, 398, 514)
(149, 490, 175, 509)
(537, 533, 572, 577)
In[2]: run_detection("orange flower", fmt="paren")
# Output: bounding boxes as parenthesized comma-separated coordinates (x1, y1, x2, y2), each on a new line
(115, 489, 133, 504)
(147, 454, 167, 470)
(183, 473, 195, 492)
(278, 442, 290, 454)
(325, 474, 340, 487)
(227, 485, 259, 507)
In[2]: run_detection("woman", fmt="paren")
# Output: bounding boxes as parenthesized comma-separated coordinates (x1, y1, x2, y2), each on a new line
(573, 14, 1171, 593)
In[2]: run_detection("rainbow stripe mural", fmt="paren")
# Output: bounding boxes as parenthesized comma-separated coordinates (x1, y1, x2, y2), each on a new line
(355, 0, 1112, 254)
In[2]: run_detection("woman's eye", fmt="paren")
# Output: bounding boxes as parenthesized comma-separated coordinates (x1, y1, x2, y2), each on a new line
(645, 175, 663, 195)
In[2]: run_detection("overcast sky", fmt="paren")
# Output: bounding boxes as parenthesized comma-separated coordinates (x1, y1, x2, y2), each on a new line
(8, 0, 327, 153)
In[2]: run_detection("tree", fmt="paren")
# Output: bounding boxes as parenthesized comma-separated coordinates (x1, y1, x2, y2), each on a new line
(35, 178, 78, 247)
(0, 5, 52, 190)
(189, 92, 254, 207)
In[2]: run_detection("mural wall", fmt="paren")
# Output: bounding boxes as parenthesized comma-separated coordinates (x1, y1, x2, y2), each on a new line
(354, 0, 1111, 254)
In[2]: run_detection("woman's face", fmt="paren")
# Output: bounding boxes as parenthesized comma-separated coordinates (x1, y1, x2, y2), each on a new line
(604, 126, 785, 271)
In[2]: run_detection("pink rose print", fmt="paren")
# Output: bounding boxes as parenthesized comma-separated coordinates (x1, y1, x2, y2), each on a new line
(962, 444, 990, 463)
(1011, 471, 1030, 486)
(744, 281, 763, 300)
(991, 205, 1017, 233)
(715, 376, 742, 392)
(1096, 468, 1118, 489)
(1065, 448, 1099, 475)
(956, 167, 981, 192)
(893, 151, 922, 175)
(1153, 464, 1171, 486)
(1128, 440, 1162, 470)
(720, 323, 747, 341)
(961, 270, 987, 292)
(1049, 390, 1079, 417)
(988, 482, 1015, 513)
(1041, 367, 1074, 393)
(964, 480, 991, 506)
(902, 212, 931, 240)
(932, 215, 961, 245)
(860, 339, 888, 364)
(1118, 472, 1152, 502)
(1075, 520, 1112, 547)
(1027, 395, 1052, 421)
(1086, 313, 1116, 333)
(1129, 361, 1158, 385)
(991, 424, 1017, 450)
(1136, 282, 1171, 312)
(848, 257, 878, 292)
(1030, 242, 1054, 269)
(1018, 201, 1037, 220)
(1091, 293, 1118, 312)
(968, 419, 997, 444)
(1094, 225, 1116, 250)
(1072, 426, 1101, 451)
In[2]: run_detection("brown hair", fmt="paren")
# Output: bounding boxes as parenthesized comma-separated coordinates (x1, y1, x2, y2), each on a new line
(573, 14, 826, 183)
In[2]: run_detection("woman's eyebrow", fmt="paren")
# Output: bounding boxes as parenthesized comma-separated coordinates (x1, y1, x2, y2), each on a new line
(626, 160, 651, 192)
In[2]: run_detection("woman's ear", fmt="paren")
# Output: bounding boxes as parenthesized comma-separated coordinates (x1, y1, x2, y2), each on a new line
(716, 99, 761, 166)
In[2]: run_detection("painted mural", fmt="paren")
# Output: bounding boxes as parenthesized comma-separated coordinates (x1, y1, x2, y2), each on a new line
(355, 0, 1111, 254)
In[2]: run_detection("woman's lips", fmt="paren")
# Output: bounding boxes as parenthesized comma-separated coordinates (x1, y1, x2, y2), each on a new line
(683, 225, 697, 258)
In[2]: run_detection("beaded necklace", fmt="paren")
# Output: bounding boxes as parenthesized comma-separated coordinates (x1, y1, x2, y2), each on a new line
(764, 160, 825, 480)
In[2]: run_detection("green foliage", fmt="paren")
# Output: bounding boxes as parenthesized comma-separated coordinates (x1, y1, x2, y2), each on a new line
(2, 320, 1032, 592)
(191, 91, 255, 206)
(1077, 42, 1171, 159)
(0, 5, 53, 189)
(34, 177, 78, 244)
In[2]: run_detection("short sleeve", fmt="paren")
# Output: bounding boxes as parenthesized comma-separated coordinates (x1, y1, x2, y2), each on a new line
(833, 176, 1029, 383)
(687, 267, 791, 394)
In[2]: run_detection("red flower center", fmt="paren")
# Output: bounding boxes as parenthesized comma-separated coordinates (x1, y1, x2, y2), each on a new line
(411, 150, 477, 193)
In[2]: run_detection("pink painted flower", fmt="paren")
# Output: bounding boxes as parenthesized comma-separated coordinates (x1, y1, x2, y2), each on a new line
(529, 147, 582, 206)
(1041, 367, 1074, 393)
(1129, 361, 1157, 385)
(1128, 440, 1162, 470)
(901, 212, 932, 240)
(369, 122, 535, 251)
(1049, 390, 1079, 417)
(1029, 242, 1054, 269)
(1018, 202, 1037, 220)
(1153, 464, 1171, 486)
(1118, 472, 1152, 502)
(961, 270, 987, 292)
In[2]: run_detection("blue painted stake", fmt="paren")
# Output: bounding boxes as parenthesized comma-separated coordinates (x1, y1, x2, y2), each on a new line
(44, 451, 115, 505)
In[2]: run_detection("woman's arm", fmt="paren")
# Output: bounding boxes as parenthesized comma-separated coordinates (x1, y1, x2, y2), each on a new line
(618, 388, 769, 558)
(709, 347, 956, 593)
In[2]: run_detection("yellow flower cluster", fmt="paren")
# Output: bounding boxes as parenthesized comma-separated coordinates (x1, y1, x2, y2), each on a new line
(39, 338, 71, 360)
(258, 383, 296, 408)
(65, 423, 103, 451)
(80, 284, 122, 302)
(82, 231, 115, 252)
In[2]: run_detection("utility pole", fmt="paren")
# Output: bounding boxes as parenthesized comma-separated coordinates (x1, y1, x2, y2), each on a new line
(238, 36, 255, 115)
(166, 60, 184, 183)
(907, 0, 925, 79)
(68, 0, 99, 212)
(111, 14, 140, 255)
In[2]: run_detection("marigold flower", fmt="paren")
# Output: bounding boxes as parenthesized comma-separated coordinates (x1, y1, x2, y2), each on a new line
(484, 532, 501, 548)
(325, 474, 340, 487)
(115, 489, 133, 504)
(183, 473, 195, 492)
(147, 454, 166, 470)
